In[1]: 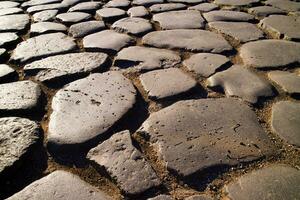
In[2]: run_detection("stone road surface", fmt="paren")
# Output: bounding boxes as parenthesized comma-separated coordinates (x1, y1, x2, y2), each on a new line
(0, 0, 299, 199)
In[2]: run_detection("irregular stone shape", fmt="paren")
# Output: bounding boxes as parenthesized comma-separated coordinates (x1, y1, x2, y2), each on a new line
(0, 14, 30, 32)
(0, 117, 40, 175)
(268, 71, 300, 95)
(83, 30, 134, 53)
(239, 39, 300, 69)
(207, 65, 274, 104)
(185, 195, 213, 200)
(188, 3, 218, 12)
(153, 10, 205, 30)
(48, 72, 136, 148)
(30, 22, 67, 35)
(150, 3, 187, 13)
(203, 10, 254, 22)
(21, 0, 60, 8)
(115, 46, 181, 71)
(33, 10, 58, 22)
(27, 3, 68, 14)
(0, 1, 19, 9)
(248, 6, 285, 18)
(96, 8, 126, 21)
(137, 98, 274, 177)
(139, 68, 197, 100)
(11, 32, 76, 63)
(148, 195, 173, 200)
(259, 15, 300, 41)
(142, 29, 232, 53)
(0, 33, 19, 47)
(68, 2, 101, 12)
(265, 0, 300, 12)
(88, 130, 161, 194)
(0, 64, 17, 83)
(214, 0, 259, 6)
(112, 17, 152, 35)
(6, 170, 113, 200)
(225, 165, 300, 200)
(24, 52, 108, 84)
(209, 21, 264, 43)
(133, 0, 164, 6)
(56, 12, 91, 24)
(183, 53, 229, 77)
(69, 20, 105, 38)
(127, 6, 149, 17)
(167, 0, 205, 4)
(271, 101, 300, 147)
(104, 0, 131, 8)
(0, 7, 23, 16)
(0, 81, 41, 112)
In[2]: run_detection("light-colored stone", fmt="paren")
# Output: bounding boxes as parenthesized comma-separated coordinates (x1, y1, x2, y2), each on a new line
(203, 10, 254, 22)
(268, 71, 300, 95)
(0, 14, 30, 32)
(112, 17, 153, 35)
(69, 21, 105, 38)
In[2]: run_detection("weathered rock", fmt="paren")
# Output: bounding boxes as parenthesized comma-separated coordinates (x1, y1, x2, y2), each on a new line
(115, 46, 181, 72)
(185, 195, 213, 200)
(137, 98, 274, 177)
(207, 65, 274, 104)
(271, 101, 300, 147)
(139, 68, 197, 100)
(150, 3, 187, 13)
(88, 130, 161, 194)
(0, 33, 19, 47)
(153, 10, 205, 30)
(148, 195, 173, 200)
(6, 170, 113, 200)
(214, 0, 259, 6)
(83, 30, 134, 53)
(133, 0, 164, 6)
(127, 6, 149, 17)
(225, 165, 300, 200)
(183, 53, 229, 77)
(188, 3, 218, 12)
(268, 71, 300, 95)
(0, 117, 40, 175)
(24, 52, 108, 85)
(27, 3, 68, 14)
(21, 0, 60, 8)
(239, 39, 300, 69)
(208, 21, 264, 43)
(48, 72, 136, 149)
(32, 10, 58, 22)
(142, 29, 232, 53)
(259, 15, 300, 41)
(0, 7, 23, 16)
(247, 6, 285, 18)
(0, 64, 17, 83)
(0, 1, 19, 9)
(112, 17, 152, 35)
(96, 8, 126, 21)
(203, 10, 254, 22)
(56, 12, 91, 24)
(265, 0, 300, 12)
(11, 32, 76, 63)
(30, 22, 67, 35)
(0, 14, 30, 32)
(104, 0, 131, 8)
(68, 2, 101, 13)
(69, 20, 105, 38)
(0, 81, 41, 112)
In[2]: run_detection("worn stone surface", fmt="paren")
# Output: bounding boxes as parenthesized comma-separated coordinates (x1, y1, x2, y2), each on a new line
(265, 0, 300, 12)
(214, 0, 259, 6)
(150, 3, 187, 13)
(271, 101, 300, 147)
(0, 7, 23, 16)
(148, 195, 173, 200)
(21, 0, 60, 8)
(143, 29, 232, 53)
(139, 68, 197, 100)
(0, 33, 19, 47)
(0, 14, 30, 32)
(133, 0, 164, 6)
(69, 20, 105, 38)
(27, 3, 68, 14)
(96, 8, 126, 21)
(137, 98, 274, 177)
(0, 81, 41, 112)
(127, 6, 149, 17)
(30, 22, 67, 35)
(0, 64, 17, 83)
(207, 65, 274, 104)
(48, 72, 136, 147)
(32, 10, 58, 22)
(68, 2, 101, 12)
(0, 1, 19, 9)
(268, 71, 300, 95)
(6, 170, 113, 200)
(153, 10, 205, 30)
(112, 17, 153, 35)
(56, 12, 91, 24)
(183, 53, 229, 77)
(11, 32, 77, 63)
(248, 6, 285, 17)
(239, 39, 300, 68)
(24, 52, 108, 84)
(104, 0, 131, 8)
(0, 117, 40, 175)
(188, 3, 218, 12)
(88, 130, 161, 194)
(203, 10, 254, 22)
(225, 165, 300, 200)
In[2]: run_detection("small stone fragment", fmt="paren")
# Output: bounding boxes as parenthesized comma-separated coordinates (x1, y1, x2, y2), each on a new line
(112, 17, 152, 35)
(33, 10, 58, 22)
(203, 10, 254, 22)
(69, 21, 105, 38)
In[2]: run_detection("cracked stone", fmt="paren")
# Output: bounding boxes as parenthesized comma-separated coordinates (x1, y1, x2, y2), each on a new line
(127, 6, 149, 17)
(0, 14, 30, 32)
(30, 22, 67, 35)
(188, 3, 218, 12)
(0, 33, 19, 47)
(247, 6, 285, 17)
(150, 3, 187, 13)
(268, 71, 300, 95)
(96, 8, 126, 21)
(56, 12, 91, 24)
(33, 10, 58, 22)
(68, 2, 101, 13)
(112, 17, 153, 35)
(0, 64, 17, 83)
(0, 7, 23, 16)
(69, 20, 105, 38)
(203, 10, 254, 22)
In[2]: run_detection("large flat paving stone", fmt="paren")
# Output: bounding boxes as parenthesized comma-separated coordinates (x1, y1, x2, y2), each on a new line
(24, 52, 108, 85)
(214, 0, 259, 6)
(0, 7, 23, 16)
(56, 12, 91, 24)
(268, 71, 300, 95)
(0, 81, 41, 112)
(112, 17, 153, 35)
(271, 101, 300, 147)
(259, 15, 300, 41)
(0, 64, 17, 83)
(69, 20, 105, 38)
(142, 29, 232, 53)
(0, 33, 19, 47)
(265, 0, 300, 12)
(137, 98, 275, 177)
(133, 0, 164, 6)
(104, 0, 131, 8)
(247, 6, 285, 18)
(11, 32, 76, 63)
(6, 170, 113, 200)
(32, 9, 58, 22)
(88, 130, 161, 195)
(115, 46, 180, 71)
(183, 53, 229, 77)
(83, 30, 135, 53)
(127, 6, 149, 17)
(224, 165, 300, 200)
(153, 10, 205, 30)
(203, 10, 254, 22)
(150, 3, 187, 13)
(188, 3, 218, 12)
(0, 117, 40, 175)
(208, 21, 264, 43)
(0, 14, 30, 32)
(68, 2, 101, 13)
(30, 22, 67, 35)
(96, 8, 126, 21)
(207, 65, 274, 104)
(239, 39, 300, 69)
(48, 72, 136, 150)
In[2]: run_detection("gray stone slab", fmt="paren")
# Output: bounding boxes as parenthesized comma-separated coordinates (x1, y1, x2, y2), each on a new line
(268, 71, 300, 95)
(33, 10, 58, 22)
(225, 165, 300, 200)
(214, 0, 259, 6)
(188, 3, 218, 12)
(104, 0, 131, 8)
(0, 33, 19, 47)
(56, 12, 91, 24)
(0, 7, 23, 16)
(167, 0, 205, 4)
(112, 17, 152, 35)
(265, 0, 300, 12)
(137, 98, 274, 177)
(203, 10, 254, 22)
(142, 29, 232, 53)
(69, 20, 105, 38)
(88, 130, 161, 195)
(68, 2, 101, 13)
(0, 1, 19, 9)
(0, 64, 17, 83)
(150, 3, 187, 13)
(271, 101, 300, 147)
(6, 170, 113, 200)
(133, 0, 164, 6)
(127, 6, 149, 17)
(30, 22, 67, 35)
(96, 8, 126, 21)
(27, 3, 68, 14)
(248, 6, 285, 17)
(0, 14, 30, 32)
